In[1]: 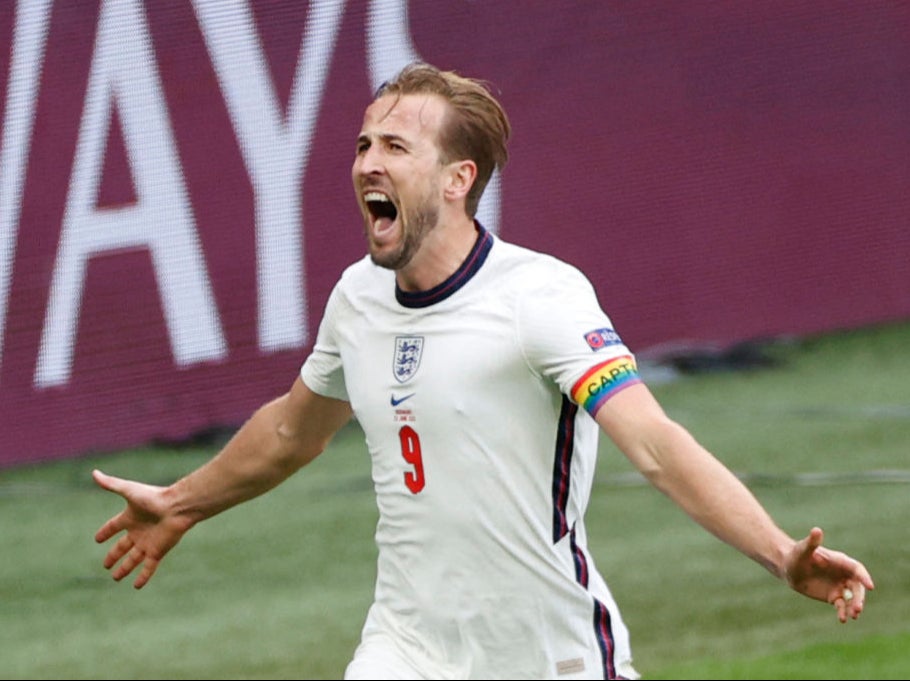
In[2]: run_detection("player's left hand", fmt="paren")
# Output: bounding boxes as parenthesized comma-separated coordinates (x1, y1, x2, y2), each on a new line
(784, 526, 875, 623)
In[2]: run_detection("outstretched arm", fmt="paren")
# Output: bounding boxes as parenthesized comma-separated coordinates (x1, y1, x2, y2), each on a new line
(595, 383, 874, 623)
(93, 377, 353, 589)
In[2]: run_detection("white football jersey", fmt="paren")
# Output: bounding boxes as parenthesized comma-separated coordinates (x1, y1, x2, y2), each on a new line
(301, 225, 642, 680)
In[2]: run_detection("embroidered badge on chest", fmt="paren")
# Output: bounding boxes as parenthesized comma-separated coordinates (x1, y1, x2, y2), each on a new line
(393, 336, 424, 383)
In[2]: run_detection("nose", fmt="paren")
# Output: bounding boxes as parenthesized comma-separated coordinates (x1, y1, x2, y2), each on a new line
(354, 144, 385, 178)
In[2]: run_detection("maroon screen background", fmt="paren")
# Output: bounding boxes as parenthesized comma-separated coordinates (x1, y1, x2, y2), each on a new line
(1, 1, 907, 466)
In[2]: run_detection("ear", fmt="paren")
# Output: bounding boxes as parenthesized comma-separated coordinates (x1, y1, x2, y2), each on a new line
(443, 160, 477, 203)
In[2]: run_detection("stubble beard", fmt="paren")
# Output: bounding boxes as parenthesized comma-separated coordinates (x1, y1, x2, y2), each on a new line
(369, 198, 439, 271)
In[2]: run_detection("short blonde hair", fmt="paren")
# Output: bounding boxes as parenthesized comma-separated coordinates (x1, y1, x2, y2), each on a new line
(375, 62, 511, 217)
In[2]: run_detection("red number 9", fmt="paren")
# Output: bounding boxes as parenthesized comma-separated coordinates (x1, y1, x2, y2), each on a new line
(398, 425, 425, 494)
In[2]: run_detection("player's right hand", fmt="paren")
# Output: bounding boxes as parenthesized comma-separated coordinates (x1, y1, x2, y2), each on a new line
(92, 469, 189, 589)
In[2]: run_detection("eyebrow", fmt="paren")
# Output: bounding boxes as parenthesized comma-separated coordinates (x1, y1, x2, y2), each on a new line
(357, 132, 409, 147)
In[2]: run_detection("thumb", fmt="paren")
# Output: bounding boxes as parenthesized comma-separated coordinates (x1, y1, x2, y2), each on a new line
(805, 526, 824, 553)
(787, 526, 825, 589)
(794, 526, 824, 566)
(92, 469, 127, 497)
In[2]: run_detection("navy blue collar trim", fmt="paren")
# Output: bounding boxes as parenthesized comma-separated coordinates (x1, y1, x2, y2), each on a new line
(395, 223, 494, 309)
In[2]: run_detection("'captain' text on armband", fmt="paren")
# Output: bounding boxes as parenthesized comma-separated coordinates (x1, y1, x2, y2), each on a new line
(570, 355, 642, 416)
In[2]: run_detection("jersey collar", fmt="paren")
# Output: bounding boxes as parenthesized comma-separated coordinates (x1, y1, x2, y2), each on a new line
(395, 222, 494, 308)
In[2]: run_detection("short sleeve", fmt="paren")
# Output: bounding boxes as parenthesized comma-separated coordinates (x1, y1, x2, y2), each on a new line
(299, 284, 349, 401)
(517, 262, 642, 417)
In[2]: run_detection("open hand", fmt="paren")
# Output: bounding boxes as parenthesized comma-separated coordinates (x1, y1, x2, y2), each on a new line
(93, 469, 189, 589)
(785, 527, 875, 623)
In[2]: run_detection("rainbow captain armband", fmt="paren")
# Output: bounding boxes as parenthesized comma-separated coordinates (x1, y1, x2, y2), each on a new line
(571, 355, 642, 416)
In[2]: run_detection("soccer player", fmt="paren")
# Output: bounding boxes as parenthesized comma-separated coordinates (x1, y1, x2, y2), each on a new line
(93, 62, 874, 680)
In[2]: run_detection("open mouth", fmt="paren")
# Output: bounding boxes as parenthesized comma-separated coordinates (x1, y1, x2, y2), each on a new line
(365, 191, 399, 233)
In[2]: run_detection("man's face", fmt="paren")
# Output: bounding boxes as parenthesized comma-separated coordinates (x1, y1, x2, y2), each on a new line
(352, 93, 448, 270)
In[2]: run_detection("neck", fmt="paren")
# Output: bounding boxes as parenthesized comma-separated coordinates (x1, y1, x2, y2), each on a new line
(396, 215, 479, 292)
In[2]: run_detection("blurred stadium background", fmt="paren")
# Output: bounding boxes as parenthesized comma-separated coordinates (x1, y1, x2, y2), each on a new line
(1, 0, 907, 467)
(1, 2, 908, 678)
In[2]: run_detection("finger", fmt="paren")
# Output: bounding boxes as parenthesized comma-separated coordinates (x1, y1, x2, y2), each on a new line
(795, 527, 825, 569)
(799, 529, 832, 582)
(92, 469, 113, 491)
(833, 595, 848, 624)
(111, 546, 144, 582)
(805, 526, 824, 554)
(94, 516, 124, 544)
(102, 534, 133, 569)
(92, 469, 126, 495)
(833, 556, 875, 593)
(846, 583, 866, 621)
(133, 556, 160, 590)
(833, 583, 866, 623)
(856, 564, 876, 591)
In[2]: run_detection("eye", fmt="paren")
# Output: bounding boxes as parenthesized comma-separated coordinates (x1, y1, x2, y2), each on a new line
(356, 139, 370, 154)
